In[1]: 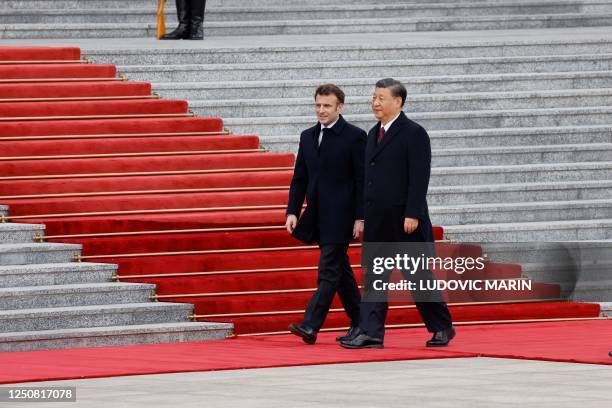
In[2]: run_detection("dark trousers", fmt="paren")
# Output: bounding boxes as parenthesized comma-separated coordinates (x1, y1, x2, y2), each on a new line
(302, 244, 361, 331)
(359, 266, 453, 340)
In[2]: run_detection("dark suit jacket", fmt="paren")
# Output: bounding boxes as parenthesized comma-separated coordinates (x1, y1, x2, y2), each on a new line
(363, 111, 434, 243)
(286, 115, 366, 245)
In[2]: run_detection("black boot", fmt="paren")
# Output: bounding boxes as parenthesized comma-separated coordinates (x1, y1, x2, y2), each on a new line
(161, 0, 190, 40)
(186, 0, 206, 40)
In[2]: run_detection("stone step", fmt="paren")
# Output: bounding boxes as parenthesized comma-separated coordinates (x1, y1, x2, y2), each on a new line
(267, 125, 612, 153)
(599, 302, 612, 317)
(520, 261, 612, 292)
(429, 161, 612, 186)
(481, 244, 611, 301)
(445, 218, 612, 241)
(0, 222, 44, 244)
(0, 262, 117, 288)
(5, 2, 612, 23)
(429, 125, 612, 149)
(0, 282, 155, 310)
(224, 107, 612, 136)
(4, 13, 612, 38)
(118, 54, 612, 83)
(0, 321, 233, 352)
(157, 2, 612, 21)
(0, 9, 177, 25)
(151, 71, 612, 100)
(433, 143, 612, 166)
(193, 13, 612, 37)
(86, 39, 612, 65)
(481, 243, 612, 275)
(428, 180, 612, 206)
(0, 302, 194, 332)
(431, 198, 612, 225)
(0, 0, 509, 9)
(189, 88, 612, 118)
(0, 243, 81, 266)
(571, 282, 612, 303)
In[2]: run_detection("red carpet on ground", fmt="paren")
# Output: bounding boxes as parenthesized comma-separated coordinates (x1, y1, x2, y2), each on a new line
(0, 320, 609, 385)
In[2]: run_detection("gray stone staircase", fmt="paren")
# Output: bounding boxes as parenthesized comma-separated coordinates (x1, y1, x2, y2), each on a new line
(2, 0, 612, 38)
(0, 220, 232, 352)
(73, 30, 612, 243)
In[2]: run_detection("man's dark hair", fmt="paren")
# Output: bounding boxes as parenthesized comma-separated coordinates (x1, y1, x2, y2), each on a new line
(315, 84, 345, 104)
(375, 78, 407, 107)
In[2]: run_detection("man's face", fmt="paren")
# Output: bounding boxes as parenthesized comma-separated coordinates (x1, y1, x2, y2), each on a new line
(371, 87, 402, 123)
(315, 93, 343, 126)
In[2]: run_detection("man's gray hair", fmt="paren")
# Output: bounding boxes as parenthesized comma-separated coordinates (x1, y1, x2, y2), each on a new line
(375, 78, 407, 107)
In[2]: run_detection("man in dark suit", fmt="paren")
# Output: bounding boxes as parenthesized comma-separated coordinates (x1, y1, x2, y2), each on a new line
(286, 84, 366, 344)
(340, 78, 455, 349)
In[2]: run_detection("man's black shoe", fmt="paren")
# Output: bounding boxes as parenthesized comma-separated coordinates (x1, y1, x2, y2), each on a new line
(161, 0, 190, 40)
(426, 326, 456, 347)
(340, 334, 383, 349)
(288, 323, 317, 344)
(335, 326, 361, 342)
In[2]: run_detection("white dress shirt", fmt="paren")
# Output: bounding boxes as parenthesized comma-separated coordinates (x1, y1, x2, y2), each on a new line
(381, 111, 402, 133)
(318, 117, 339, 146)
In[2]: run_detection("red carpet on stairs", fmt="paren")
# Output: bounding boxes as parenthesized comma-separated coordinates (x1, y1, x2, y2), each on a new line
(1, 171, 294, 195)
(0, 45, 602, 338)
(0, 99, 189, 117)
(0, 117, 223, 136)
(0, 152, 294, 177)
(0, 46, 81, 61)
(0, 320, 610, 385)
(0, 135, 260, 156)
(0, 81, 152, 99)
(3, 191, 289, 217)
(0, 64, 117, 79)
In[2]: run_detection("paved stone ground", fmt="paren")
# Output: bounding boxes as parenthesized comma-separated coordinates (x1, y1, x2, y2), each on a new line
(2, 357, 611, 407)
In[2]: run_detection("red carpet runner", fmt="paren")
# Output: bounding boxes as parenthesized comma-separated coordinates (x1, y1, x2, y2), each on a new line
(0, 45, 601, 336)
(0, 320, 610, 384)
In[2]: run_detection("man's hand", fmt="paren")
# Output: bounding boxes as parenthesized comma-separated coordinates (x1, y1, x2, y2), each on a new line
(286, 214, 298, 234)
(404, 217, 419, 234)
(353, 219, 364, 240)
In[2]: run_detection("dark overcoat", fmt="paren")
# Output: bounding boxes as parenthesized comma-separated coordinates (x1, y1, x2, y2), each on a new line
(362, 111, 434, 243)
(286, 115, 366, 245)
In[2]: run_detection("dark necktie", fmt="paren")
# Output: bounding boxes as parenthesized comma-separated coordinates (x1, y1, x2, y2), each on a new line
(377, 127, 385, 144)
(318, 127, 326, 146)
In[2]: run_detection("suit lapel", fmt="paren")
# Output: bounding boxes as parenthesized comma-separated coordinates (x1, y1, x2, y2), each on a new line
(370, 111, 407, 160)
(311, 123, 321, 158)
(316, 115, 347, 155)
(365, 124, 378, 162)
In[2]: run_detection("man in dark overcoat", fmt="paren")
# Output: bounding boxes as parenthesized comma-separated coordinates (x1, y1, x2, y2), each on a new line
(286, 84, 366, 344)
(341, 78, 455, 349)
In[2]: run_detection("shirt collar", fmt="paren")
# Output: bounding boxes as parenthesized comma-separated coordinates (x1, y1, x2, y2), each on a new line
(381, 111, 402, 133)
(320, 117, 340, 132)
